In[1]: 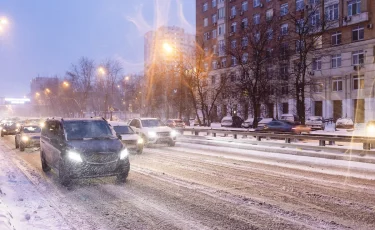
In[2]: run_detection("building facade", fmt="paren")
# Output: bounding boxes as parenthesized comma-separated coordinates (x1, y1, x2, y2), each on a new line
(197, 0, 375, 123)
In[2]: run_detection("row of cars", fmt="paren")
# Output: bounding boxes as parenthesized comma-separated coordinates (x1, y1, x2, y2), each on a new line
(1, 117, 178, 186)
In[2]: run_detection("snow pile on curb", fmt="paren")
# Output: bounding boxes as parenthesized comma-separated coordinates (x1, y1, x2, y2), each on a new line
(0, 198, 15, 230)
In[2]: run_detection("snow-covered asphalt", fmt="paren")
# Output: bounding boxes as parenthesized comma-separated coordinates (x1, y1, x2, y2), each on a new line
(1, 135, 375, 229)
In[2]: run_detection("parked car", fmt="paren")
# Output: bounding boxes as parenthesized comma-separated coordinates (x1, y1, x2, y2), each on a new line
(166, 119, 186, 128)
(109, 121, 144, 154)
(241, 117, 263, 128)
(15, 124, 41, 151)
(129, 118, 177, 146)
(221, 115, 243, 128)
(306, 116, 325, 130)
(190, 118, 207, 126)
(280, 114, 301, 125)
(335, 118, 354, 130)
(1, 122, 19, 137)
(255, 120, 311, 134)
(257, 118, 275, 127)
(40, 118, 130, 186)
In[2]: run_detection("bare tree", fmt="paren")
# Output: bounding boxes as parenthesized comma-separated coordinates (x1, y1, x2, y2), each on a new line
(226, 16, 282, 127)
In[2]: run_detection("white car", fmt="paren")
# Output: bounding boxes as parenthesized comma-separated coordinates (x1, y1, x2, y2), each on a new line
(129, 118, 177, 146)
(109, 121, 144, 154)
(306, 116, 324, 130)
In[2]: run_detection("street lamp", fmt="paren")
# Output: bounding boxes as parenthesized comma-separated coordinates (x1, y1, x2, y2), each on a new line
(62, 81, 70, 88)
(98, 67, 106, 75)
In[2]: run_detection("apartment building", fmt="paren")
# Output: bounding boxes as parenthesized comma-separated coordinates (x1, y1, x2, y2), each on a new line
(196, 0, 375, 123)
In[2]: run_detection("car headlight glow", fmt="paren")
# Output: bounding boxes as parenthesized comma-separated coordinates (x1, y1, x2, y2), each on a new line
(67, 151, 83, 163)
(120, 149, 129, 159)
(148, 131, 157, 138)
(40, 122, 45, 128)
(171, 130, 178, 137)
(137, 138, 144, 144)
(21, 136, 29, 142)
(367, 125, 375, 133)
(16, 123, 21, 127)
(2, 129, 6, 132)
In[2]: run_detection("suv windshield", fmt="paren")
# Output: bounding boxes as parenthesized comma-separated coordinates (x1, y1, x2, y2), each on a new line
(113, 125, 134, 134)
(141, 119, 163, 127)
(23, 126, 41, 133)
(64, 120, 115, 140)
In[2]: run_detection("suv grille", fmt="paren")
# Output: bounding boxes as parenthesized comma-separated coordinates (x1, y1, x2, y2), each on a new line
(158, 132, 170, 137)
(85, 152, 119, 164)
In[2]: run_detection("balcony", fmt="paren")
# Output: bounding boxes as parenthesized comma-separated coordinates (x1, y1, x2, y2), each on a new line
(343, 12, 369, 26)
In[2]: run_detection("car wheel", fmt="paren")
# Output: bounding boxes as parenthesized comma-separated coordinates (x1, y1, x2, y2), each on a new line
(59, 159, 71, 186)
(168, 141, 176, 147)
(40, 151, 51, 172)
(20, 143, 25, 152)
(15, 138, 19, 149)
(117, 159, 130, 183)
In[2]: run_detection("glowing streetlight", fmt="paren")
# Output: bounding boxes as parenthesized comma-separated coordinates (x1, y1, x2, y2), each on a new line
(163, 42, 174, 54)
(98, 67, 106, 75)
(45, 88, 51, 94)
(125, 76, 130, 81)
(0, 17, 8, 25)
(35, 92, 40, 97)
(63, 81, 70, 87)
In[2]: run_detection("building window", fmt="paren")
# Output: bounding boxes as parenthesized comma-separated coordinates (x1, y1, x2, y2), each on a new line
(352, 26, 364, 41)
(315, 82, 323, 93)
(241, 18, 248, 29)
(331, 32, 341, 45)
(212, 29, 217, 38)
(218, 7, 225, 19)
(352, 50, 364, 65)
(266, 9, 273, 21)
(204, 63, 209, 71)
(221, 58, 227, 68)
(296, 40, 304, 52)
(281, 23, 288, 35)
(280, 64, 288, 80)
(204, 18, 208, 27)
(310, 11, 320, 26)
(242, 1, 248, 11)
(331, 54, 342, 68)
(312, 58, 321, 70)
(253, 14, 260, 24)
(213, 45, 218, 55)
(242, 53, 249, 63)
(212, 0, 217, 8)
(325, 4, 339, 21)
(348, 0, 361, 16)
(212, 61, 218, 70)
(280, 3, 289, 16)
(212, 14, 217, 24)
(296, 19, 304, 33)
(231, 6, 236, 17)
(231, 56, 237, 66)
(231, 40, 237, 49)
(255, 32, 260, 42)
(212, 75, 216, 84)
(281, 86, 289, 95)
(353, 75, 364, 90)
(204, 32, 210, 41)
(296, 0, 304, 11)
(204, 47, 209, 56)
(332, 78, 343, 91)
(203, 2, 208, 11)
(282, 103, 289, 113)
(218, 24, 225, 35)
(309, 0, 320, 4)
(253, 0, 260, 7)
(230, 22, 237, 33)
(267, 29, 273, 40)
(219, 40, 225, 56)
(241, 37, 248, 47)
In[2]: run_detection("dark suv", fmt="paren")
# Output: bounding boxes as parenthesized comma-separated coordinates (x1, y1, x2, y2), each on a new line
(40, 118, 130, 186)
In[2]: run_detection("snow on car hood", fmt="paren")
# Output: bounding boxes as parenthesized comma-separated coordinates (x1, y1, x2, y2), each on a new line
(120, 133, 139, 141)
(336, 118, 354, 125)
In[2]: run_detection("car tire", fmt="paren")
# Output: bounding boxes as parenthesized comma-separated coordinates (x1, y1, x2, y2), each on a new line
(59, 159, 71, 186)
(168, 141, 176, 147)
(117, 159, 130, 183)
(15, 138, 19, 149)
(20, 143, 25, 152)
(40, 151, 51, 172)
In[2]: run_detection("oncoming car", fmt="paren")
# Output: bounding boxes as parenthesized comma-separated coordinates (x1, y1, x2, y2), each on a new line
(40, 118, 130, 186)
(129, 118, 177, 146)
(109, 121, 144, 154)
(15, 124, 41, 151)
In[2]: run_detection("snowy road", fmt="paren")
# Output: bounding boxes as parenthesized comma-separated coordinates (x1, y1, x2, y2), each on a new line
(1, 135, 375, 229)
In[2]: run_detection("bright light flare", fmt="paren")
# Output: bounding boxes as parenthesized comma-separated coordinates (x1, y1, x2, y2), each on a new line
(98, 67, 106, 75)
(163, 42, 173, 54)
(0, 17, 8, 25)
(63, 81, 70, 87)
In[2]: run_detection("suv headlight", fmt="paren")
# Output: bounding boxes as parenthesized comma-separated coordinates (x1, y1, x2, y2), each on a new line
(171, 130, 178, 137)
(67, 151, 83, 163)
(148, 131, 157, 138)
(137, 138, 144, 144)
(21, 136, 29, 142)
(120, 149, 129, 159)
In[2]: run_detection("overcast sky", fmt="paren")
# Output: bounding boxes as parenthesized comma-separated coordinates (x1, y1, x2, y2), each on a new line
(0, 0, 196, 97)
